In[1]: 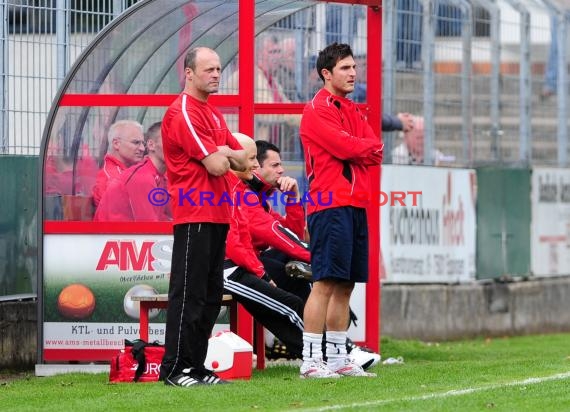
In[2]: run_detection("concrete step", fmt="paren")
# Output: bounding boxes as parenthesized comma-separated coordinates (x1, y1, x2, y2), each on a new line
(430, 115, 565, 128)
(391, 71, 557, 97)
(428, 136, 561, 164)
(393, 91, 565, 118)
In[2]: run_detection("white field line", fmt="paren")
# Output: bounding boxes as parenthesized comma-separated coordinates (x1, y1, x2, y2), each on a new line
(296, 371, 570, 412)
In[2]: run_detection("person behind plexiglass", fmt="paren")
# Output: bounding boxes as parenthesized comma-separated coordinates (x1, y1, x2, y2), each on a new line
(222, 32, 300, 145)
(391, 116, 454, 165)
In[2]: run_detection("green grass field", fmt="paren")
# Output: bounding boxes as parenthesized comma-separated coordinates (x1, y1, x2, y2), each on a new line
(2, 334, 569, 411)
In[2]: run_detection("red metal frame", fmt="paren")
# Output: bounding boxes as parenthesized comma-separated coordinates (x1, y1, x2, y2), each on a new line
(238, 0, 255, 136)
(43, 221, 170, 234)
(44, 0, 383, 361)
(365, 5, 382, 354)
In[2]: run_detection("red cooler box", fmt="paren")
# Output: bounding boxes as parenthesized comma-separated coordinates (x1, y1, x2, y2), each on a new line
(204, 330, 253, 380)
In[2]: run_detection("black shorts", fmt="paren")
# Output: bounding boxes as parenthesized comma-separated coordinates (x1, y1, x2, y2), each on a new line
(307, 206, 369, 283)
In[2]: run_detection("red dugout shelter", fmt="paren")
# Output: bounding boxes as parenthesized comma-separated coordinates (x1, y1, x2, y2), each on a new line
(38, 0, 382, 366)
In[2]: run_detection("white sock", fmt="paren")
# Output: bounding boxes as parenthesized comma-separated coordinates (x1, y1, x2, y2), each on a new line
(326, 331, 348, 369)
(302, 332, 323, 363)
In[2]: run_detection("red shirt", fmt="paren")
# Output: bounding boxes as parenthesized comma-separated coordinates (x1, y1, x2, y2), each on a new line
(299, 88, 384, 215)
(92, 154, 128, 206)
(162, 93, 242, 225)
(244, 175, 310, 262)
(248, 202, 310, 262)
(225, 173, 264, 277)
(45, 144, 98, 196)
(93, 157, 171, 222)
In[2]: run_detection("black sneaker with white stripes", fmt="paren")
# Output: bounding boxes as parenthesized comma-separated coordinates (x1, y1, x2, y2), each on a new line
(195, 368, 230, 385)
(165, 368, 230, 387)
(165, 370, 203, 387)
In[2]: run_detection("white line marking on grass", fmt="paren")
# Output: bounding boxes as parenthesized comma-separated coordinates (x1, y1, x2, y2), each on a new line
(296, 371, 570, 412)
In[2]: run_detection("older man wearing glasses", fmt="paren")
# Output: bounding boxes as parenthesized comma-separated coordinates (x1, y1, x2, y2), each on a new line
(93, 121, 170, 222)
(91, 119, 146, 207)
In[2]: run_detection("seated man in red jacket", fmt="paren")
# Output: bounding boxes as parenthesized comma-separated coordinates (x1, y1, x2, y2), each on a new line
(223, 133, 305, 359)
(92, 120, 146, 207)
(243, 140, 312, 301)
(94, 122, 171, 222)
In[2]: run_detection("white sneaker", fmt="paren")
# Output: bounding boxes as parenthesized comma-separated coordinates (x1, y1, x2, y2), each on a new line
(300, 360, 341, 379)
(331, 358, 377, 377)
(349, 347, 381, 370)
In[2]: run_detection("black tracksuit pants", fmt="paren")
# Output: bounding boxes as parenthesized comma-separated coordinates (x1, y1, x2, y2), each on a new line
(160, 223, 228, 380)
(223, 265, 304, 357)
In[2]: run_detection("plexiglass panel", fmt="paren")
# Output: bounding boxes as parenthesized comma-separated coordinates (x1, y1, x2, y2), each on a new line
(42, 0, 371, 222)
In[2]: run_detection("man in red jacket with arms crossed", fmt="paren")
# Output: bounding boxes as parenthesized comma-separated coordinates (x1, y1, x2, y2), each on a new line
(159, 46, 246, 387)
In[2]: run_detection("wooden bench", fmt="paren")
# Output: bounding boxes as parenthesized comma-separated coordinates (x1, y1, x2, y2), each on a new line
(132, 293, 265, 369)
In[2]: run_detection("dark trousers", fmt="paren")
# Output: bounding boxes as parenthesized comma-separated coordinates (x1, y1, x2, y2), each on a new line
(260, 249, 311, 302)
(223, 266, 305, 357)
(160, 223, 229, 380)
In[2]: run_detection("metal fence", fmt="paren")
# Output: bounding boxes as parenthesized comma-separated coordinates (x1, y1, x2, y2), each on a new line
(384, 0, 569, 167)
(0, 0, 136, 155)
(0, 0, 569, 162)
